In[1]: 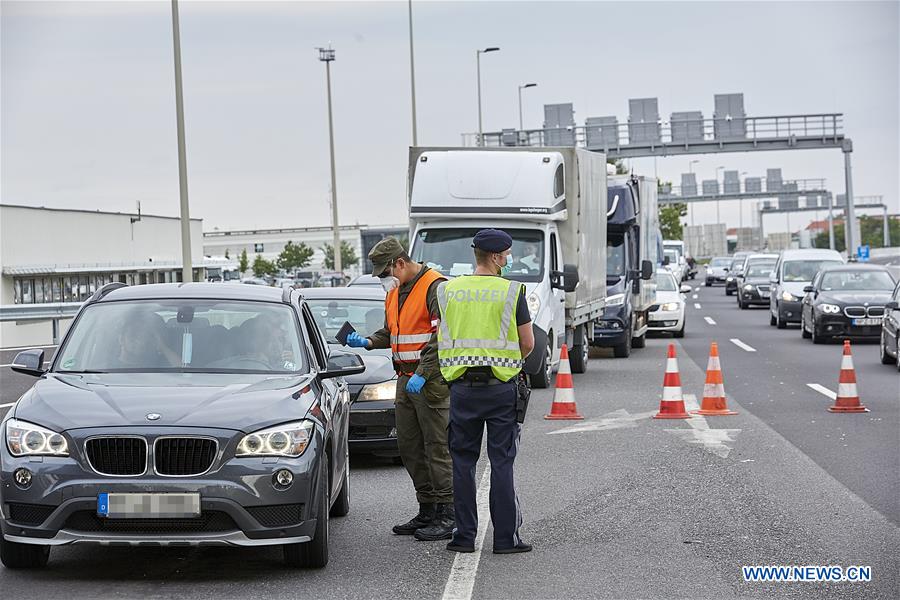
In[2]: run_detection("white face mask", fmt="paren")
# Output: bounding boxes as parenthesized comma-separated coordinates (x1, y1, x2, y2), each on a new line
(380, 276, 400, 292)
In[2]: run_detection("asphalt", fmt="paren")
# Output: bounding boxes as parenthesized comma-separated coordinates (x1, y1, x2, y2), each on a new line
(0, 292, 898, 598)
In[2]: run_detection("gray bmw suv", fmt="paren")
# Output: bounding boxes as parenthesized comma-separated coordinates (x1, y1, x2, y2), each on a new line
(1, 282, 364, 569)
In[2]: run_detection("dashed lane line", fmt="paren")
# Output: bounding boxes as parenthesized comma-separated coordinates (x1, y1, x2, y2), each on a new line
(704, 316, 717, 325)
(694, 303, 702, 309)
(806, 383, 837, 400)
(729, 338, 757, 352)
(441, 464, 492, 600)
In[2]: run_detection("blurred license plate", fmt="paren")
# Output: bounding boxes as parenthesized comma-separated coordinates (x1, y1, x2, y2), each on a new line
(852, 318, 880, 326)
(97, 493, 201, 519)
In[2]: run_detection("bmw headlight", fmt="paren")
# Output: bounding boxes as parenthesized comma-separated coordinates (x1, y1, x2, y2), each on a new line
(743, 284, 754, 291)
(357, 379, 397, 401)
(661, 302, 681, 312)
(526, 292, 541, 318)
(6, 419, 69, 457)
(606, 293, 625, 307)
(781, 291, 798, 302)
(819, 303, 841, 314)
(236, 420, 315, 458)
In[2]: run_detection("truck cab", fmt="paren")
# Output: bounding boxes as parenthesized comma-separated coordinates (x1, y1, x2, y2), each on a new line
(593, 176, 657, 358)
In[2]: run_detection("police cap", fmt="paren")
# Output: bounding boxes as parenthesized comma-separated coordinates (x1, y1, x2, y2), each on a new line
(472, 229, 512, 253)
(368, 237, 407, 276)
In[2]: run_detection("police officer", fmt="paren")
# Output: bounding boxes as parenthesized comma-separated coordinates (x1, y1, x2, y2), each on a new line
(346, 237, 455, 541)
(436, 229, 535, 554)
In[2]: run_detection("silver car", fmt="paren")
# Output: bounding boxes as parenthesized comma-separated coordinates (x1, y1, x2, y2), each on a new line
(1, 282, 363, 569)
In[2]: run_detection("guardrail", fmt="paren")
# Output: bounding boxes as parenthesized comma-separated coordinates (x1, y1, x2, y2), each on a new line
(0, 303, 82, 322)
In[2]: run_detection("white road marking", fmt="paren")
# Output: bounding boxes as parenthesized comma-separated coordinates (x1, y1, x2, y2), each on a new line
(0, 402, 15, 409)
(665, 394, 741, 458)
(729, 338, 756, 352)
(441, 464, 491, 600)
(692, 294, 698, 299)
(704, 316, 717, 325)
(806, 383, 837, 400)
(694, 303, 702, 309)
(548, 409, 657, 435)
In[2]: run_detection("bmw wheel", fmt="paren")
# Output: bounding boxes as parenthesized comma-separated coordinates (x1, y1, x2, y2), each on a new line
(881, 332, 894, 365)
(801, 314, 811, 339)
(811, 317, 825, 345)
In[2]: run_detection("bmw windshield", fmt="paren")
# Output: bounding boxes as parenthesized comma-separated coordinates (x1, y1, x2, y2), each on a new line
(55, 300, 308, 374)
(412, 228, 544, 283)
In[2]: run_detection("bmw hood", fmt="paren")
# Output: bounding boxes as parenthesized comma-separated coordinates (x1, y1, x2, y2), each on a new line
(819, 291, 893, 306)
(12, 372, 320, 433)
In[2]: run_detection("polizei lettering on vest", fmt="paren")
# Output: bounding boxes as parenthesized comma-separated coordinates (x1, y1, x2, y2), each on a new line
(447, 288, 503, 303)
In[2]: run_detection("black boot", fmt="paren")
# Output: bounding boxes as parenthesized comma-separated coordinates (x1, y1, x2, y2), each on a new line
(392, 503, 436, 535)
(414, 503, 455, 541)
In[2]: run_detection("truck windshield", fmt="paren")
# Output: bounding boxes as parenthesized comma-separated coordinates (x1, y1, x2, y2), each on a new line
(412, 228, 544, 283)
(607, 234, 626, 277)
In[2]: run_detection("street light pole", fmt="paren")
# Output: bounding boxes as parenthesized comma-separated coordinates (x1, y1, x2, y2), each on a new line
(715, 166, 725, 225)
(318, 46, 341, 275)
(408, 0, 417, 146)
(476, 47, 499, 147)
(518, 82, 537, 131)
(170, 0, 193, 284)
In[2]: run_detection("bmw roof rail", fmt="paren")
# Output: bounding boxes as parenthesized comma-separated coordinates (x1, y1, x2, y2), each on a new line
(87, 282, 128, 304)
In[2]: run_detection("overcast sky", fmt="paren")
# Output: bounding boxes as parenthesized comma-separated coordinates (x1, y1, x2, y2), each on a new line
(2, 0, 898, 236)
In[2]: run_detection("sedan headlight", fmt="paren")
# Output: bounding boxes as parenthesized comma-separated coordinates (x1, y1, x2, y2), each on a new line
(743, 284, 754, 291)
(236, 420, 315, 458)
(819, 303, 841, 314)
(606, 293, 625, 307)
(781, 291, 798, 302)
(6, 419, 69, 457)
(726, 276, 734, 283)
(357, 379, 397, 401)
(660, 302, 681, 312)
(526, 292, 541, 318)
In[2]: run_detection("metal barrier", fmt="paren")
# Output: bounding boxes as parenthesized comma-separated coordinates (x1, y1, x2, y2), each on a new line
(1, 303, 81, 345)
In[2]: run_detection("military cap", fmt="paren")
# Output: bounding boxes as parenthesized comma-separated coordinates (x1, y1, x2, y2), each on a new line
(368, 237, 406, 276)
(472, 228, 513, 253)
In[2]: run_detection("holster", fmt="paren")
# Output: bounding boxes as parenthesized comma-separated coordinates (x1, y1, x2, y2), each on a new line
(515, 374, 531, 424)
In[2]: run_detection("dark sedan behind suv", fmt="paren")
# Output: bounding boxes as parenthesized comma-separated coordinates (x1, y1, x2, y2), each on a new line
(737, 254, 778, 309)
(303, 287, 400, 457)
(800, 264, 897, 343)
(1, 283, 364, 569)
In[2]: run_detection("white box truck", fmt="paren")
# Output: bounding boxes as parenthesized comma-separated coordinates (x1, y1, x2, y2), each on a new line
(592, 175, 659, 357)
(407, 147, 607, 388)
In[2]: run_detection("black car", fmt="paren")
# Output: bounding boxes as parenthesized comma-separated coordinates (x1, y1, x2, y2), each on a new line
(2, 282, 364, 569)
(800, 264, 897, 343)
(736, 254, 778, 309)
(724, 253, 751, 296)
(302, 287, 399, 457)
(879, 281, 900, 370)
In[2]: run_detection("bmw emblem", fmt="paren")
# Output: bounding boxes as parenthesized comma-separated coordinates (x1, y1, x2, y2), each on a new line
(145, 413, 161, 421)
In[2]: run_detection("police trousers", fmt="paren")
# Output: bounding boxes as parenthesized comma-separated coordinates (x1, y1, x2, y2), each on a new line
(395, 373, 453, 505)
(448, 379, 524, 550)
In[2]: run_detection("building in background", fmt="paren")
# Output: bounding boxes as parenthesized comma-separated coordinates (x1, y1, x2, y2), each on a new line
(1, 204, 206, 347)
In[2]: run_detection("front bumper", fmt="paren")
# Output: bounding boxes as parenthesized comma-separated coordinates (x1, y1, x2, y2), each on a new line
(592, 320, 629, 346)
(740, 286, 771, 305)
(814, 315, 883, 339)
(725, 279, 738, 292)
(777, 299, 803, 323)
(349, 405, 398, 455)
(1, 428, 325, 547)
(648, 309, 684, 332)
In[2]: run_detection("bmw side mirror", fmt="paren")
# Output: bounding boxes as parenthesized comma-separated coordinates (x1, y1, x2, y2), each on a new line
(11, 349, 46, 377)
(640, 260, 653, 281)
(320, 351, 366, 380)
(803, 286, 815, 293)
(886, 301, 899, 311)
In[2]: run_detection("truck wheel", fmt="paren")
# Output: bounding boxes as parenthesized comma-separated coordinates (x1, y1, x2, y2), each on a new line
(530, 338, 553, 389)
(613, 324, 632, 358)
(632, 333, 646, 349)
(569, 326, 588, 374)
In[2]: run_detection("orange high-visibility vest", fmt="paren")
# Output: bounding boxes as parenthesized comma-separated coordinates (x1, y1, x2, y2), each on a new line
(385, 268, 446, 375)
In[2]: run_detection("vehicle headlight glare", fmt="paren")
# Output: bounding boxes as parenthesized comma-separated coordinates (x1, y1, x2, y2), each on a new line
(358, 379, 397, 401)
(5, 419, 69, 457)
(743, 284, 754, 291)
(781, 291, 797, 302)
(606, 293, 625, 307)
(526, 292, 541, 318)
(661, 302, 680, 312)
(237, 420, 315, 458)
(820, 303, 841, 314)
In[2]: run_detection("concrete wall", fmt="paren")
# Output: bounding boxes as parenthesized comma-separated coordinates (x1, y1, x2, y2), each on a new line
(1, 318, 72, 349)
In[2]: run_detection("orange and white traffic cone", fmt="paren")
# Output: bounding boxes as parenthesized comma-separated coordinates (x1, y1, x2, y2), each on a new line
(692, 341, 737, 416)
(544, 344, 584, 420)
(653, 343, 690, 419)
(828, 340, 869, 413)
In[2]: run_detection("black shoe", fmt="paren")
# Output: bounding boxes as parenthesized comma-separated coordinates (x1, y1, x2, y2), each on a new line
(413, 503, 455, 541)
(493, 542, 533, 554)
(446, 541, 475, 553)
(392, 503, 435, 535)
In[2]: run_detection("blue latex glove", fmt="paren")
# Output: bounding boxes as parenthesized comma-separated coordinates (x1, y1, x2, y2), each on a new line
(346, 332, 369, 348)
(405, 373, 426, 394)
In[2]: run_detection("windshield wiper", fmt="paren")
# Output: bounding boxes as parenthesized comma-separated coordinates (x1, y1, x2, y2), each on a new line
(57, 370, 108, 374)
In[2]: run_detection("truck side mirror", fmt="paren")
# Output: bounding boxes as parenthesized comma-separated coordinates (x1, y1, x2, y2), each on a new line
(640, 260, 653, 281)
(11, 349, 46, 377)
(552, 264, 579, 293)
(663, 256, 671, 266)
